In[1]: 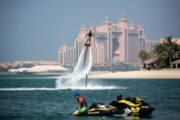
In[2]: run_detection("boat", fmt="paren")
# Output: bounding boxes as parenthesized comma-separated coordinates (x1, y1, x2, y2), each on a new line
(73, 96, 154, 117)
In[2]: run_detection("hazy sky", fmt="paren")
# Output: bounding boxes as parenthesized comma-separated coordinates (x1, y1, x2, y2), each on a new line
(0, 0, 180, 62)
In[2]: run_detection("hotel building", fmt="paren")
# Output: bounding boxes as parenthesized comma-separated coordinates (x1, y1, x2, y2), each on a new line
(58, 16, 159, 66)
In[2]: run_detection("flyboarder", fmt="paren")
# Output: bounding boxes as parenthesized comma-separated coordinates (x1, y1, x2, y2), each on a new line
(84, 30, 93, 87)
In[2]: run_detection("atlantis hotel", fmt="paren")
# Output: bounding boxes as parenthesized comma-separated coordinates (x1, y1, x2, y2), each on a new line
(58, 16, 159, 66)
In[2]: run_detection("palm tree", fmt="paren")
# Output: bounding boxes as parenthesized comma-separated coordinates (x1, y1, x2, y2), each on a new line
(154, 42, 167, 59)
(164, 37, 180, 65)
(138, 50, 149, 62)
(154, 37, 180, 67)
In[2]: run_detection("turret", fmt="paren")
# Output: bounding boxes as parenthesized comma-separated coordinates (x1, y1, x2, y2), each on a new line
(128, 22, 134, 30)
(102, 16, 111, 25)
(78, 25, 87, 40)
(138, 24, 144, 36)
(117, 16, 128, 29)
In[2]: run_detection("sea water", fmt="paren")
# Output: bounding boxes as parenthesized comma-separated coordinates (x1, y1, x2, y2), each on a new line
(0, 73, 180, 120)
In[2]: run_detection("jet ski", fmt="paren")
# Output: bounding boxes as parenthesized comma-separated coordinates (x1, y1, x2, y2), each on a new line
(73, 96, 154, 117)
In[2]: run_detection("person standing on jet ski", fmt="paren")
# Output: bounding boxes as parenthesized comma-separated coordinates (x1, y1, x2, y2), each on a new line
(73, 91, 88, 115)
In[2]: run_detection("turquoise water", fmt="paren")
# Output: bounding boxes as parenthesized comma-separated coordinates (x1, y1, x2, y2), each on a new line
(0, 73, 180, 120)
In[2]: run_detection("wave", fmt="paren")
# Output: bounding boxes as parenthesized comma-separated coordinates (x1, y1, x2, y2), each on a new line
(64, 86, 127, 90)
(0, 76, 59, 80)
(0, 86, 127, 91)
(0, 87, 57, 91)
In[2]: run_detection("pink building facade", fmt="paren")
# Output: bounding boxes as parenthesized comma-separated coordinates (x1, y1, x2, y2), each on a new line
(58, 16, 159, 66)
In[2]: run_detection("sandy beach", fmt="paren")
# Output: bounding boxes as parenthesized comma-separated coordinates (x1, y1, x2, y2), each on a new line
(89, 69, 180, 79)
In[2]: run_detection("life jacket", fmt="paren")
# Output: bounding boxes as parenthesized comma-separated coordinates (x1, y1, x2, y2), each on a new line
(78, 96, 88, 108)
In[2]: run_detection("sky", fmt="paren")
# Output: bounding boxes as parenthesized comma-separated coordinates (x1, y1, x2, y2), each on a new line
(0, 0, 180, 62)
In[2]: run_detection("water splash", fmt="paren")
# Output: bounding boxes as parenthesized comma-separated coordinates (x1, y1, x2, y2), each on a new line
(56, 47, 93, 88)
(55, 46, 123, 90)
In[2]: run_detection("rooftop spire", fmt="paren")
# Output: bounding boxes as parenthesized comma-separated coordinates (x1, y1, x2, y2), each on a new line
(80, 24, 86, 31)
(103, 16, 111, 25)
(129, 21, 134, 29)
(119, 15, 127, 22)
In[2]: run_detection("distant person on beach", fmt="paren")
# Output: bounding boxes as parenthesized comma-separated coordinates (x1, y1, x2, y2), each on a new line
(73, 91, 88, 115)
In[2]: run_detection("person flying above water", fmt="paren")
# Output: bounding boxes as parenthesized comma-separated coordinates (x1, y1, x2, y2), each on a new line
(85, 30, 93, 46)
(84, 30, 93, 64)
(73, 91, 88, 115)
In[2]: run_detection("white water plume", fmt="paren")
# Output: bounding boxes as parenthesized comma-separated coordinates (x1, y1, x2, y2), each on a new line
(55, 45, 122, 90)
(56, 46, 93, 89)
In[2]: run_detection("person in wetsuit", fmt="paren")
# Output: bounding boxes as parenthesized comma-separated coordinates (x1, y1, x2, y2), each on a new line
(84, 30, 93, 64)
(85, 30, 93, 46)
(73, 91, 88, 115)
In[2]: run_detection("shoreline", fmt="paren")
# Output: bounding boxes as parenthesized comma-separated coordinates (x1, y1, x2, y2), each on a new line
(89, 69, 180, 79)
